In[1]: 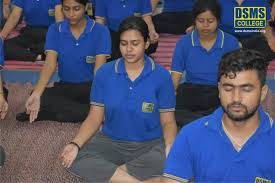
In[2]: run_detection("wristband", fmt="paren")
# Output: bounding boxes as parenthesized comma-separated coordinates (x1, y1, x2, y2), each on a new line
(69, 141, 81, 151)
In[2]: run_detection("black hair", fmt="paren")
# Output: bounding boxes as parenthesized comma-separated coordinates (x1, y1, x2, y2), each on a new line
(218, 48, 269, 86)
(61, 0, 88, 6)
(269, 0, 275, 7)
(118, 16, 149, 42)
(192, 0, 221, 22)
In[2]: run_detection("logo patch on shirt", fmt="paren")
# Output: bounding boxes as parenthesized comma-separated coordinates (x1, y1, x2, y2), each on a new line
(48, 9, 55, 16)
(142, 102, 154, 113)
(86, 56, 96, 64)
(254, 177, 272, 183)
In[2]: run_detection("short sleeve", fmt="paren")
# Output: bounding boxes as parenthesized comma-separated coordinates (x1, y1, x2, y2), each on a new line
(44, 24, 59, 53)
(171, 39, 187, 73)
(0, 39, 4, 68)
(157, 71, 176, 112)
(224, 33, 241, 53)
(13, 0, 24, 8)
(141, 0, 152, 16)
(95, 25, 111, 56)
(55, 0, 61, 5)
(95, 0, 106, 18)
(163, 130, 194, 182)
(90, 67, 105, 107)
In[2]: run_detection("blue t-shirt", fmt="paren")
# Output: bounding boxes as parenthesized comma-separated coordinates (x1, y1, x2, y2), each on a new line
(13, 0, 60, 27)
(163, 0, 194, 12)
(90, 55, 176, 142)
(219, 0, 271, 37)
(171, 29, 240, 85)
(95, 0, 152, 31)
(45, 16, 111, 83)
(164, 107, 275, 182)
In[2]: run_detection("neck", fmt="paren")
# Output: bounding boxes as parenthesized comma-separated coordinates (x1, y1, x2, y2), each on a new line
(199, 31, 217, 42)
(222, 111, 260, 138)
(70, 17, 87, 32)
(125, 58, 145, 81)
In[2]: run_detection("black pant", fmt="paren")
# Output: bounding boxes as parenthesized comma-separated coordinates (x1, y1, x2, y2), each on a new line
(175, 83, 220, 128)
(152, 11, 193, 35)
(108, 30, 158, 61)
(37, 81, 91, 123)
(4, 26, 48, 61)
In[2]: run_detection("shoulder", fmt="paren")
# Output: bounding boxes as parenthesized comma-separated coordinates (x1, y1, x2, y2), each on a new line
(48, 21, 64, 33)
(96, 60, 116, 76)
(178, 115, 213, 141)
(177, 33, 192, 46)
(222, 31, 239, 43)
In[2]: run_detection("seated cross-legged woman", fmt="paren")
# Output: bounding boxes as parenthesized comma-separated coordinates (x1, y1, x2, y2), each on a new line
(60, 16, 177, 183)
(171, 0, 240, 128)
(16, 0, 111, 123)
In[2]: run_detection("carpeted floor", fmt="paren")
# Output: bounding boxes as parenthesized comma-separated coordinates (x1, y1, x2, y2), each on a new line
(0, 83, 274, 183)
(0, 83, 81, 183)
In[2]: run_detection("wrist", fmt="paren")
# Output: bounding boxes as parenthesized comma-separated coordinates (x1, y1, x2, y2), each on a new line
(69, 141, 81, 151)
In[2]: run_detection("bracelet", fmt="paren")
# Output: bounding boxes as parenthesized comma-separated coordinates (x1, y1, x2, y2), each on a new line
(69, 141, 81, 151)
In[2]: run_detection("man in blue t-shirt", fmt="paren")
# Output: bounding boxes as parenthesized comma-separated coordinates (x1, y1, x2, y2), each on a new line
(163, 48, 275, 182)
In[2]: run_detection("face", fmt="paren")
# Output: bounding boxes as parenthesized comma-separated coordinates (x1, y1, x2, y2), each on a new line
(195, 10, 218, 37)
(62, 0, 86, 25)
(218, 70, 268, 122)
(120, 29, 149, 64)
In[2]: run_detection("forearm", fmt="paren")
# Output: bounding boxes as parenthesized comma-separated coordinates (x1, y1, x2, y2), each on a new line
(0, 7, 22, 39)
(94, 55, 107, 75)
(143, 15, 156, 34)
(72, 107, 103, 147)
(171, 72, 182, 92)
(55, 5, 64, 22)
(162, 120, 177, 151)
(0, 74, 4, 95)
(151, 0, 160, 12)
(95, 17, 106, 25)
(33, 55, 57, 96)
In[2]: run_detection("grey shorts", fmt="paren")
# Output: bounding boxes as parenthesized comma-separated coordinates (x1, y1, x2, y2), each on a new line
(69, 132, 165, 183)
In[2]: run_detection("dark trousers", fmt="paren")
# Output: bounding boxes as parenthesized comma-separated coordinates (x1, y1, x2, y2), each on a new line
(108, 30, 158, 61)
(175, 83, 220, 128)
(152, 11, 193, 35)
(4, 26, 48, 61)
(37, 81, 91, 123)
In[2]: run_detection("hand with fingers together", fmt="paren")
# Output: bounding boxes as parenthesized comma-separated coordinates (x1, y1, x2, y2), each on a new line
(0, 95, 8, 120)
(25, 93, 41, 123)
(60, 143, 79, 168)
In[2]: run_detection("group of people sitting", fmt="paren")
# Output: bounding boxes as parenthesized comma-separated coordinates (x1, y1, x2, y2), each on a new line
(0, 0, 274, 182)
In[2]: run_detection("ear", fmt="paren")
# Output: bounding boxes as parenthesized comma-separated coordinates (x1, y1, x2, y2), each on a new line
(218, 82, 221, 99)
(85, 4, 88, 12)
(260, 84, 269, 103)
(145, 40, 150, 50)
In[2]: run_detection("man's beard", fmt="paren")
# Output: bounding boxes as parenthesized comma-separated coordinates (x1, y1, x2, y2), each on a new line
(222, 102, 259, 122)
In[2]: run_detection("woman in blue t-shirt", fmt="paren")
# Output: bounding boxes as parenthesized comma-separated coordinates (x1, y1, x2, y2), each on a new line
(171, 0, 240, 128)
(16, 0, 111, 123)
(60, 16, 177, 183)
(0, 0, 63, 61)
